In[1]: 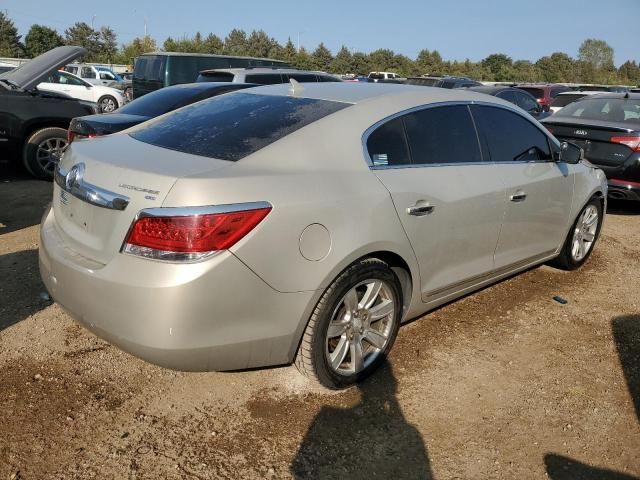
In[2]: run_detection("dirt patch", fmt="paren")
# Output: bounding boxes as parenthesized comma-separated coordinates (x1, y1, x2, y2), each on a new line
(1, 171, 639, 479)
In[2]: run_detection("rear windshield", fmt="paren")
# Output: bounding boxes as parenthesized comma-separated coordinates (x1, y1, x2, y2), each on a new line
(555, 98, 640, 124)
(551, 94, 587, 108)
(518, 87, 544, 99)
(133, 55, 166, 82)
(197, 71, 234, 83)
(129, 93, 350, 161)
(119, 85, 216, 117)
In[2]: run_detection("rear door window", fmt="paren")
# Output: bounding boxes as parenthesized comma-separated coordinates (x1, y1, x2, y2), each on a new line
(80, 67, 94, 79)
(366, 117, 410, 167)
(285, 73, 318, 82)
(403, 105, 482, 164)
(515, 92, 540, 113)
(244, 73, 284, 85)
(497, 90, 517, 104)
(473, 105, 551, 161)
(129, 93, 350, 161)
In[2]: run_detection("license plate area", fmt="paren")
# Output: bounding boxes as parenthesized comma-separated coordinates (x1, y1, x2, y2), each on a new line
(59, 189, 93, 232)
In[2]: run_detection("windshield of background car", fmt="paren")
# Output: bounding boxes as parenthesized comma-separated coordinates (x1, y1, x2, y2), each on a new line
(129, 93, 350, 161)
(555, 98, 640, 124)
(518, 87, 544, 99)
(118, 85, 207, 117)
(96, 66, 122, 81)
(551, 94, 586, 108)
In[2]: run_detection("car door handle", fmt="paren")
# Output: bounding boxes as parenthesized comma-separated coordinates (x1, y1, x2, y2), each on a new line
(407, 201, 435, 216)
(510, 192, 527, 202)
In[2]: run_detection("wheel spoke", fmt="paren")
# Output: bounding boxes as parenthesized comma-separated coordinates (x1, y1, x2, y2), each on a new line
(343, 288, 358, 314)
(368, 299, 393, 321)
(584, 211, 598, 227)
(583, 232, 595, 242)
(330, 336, 349, 370)
(364, 328, 388, 349)
(350, 339, 364, 373)
(327, 320, 348, 338)
(359, 280, 382, 309)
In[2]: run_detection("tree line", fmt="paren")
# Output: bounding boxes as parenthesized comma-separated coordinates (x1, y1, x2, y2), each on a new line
(1, 12, 638, 85)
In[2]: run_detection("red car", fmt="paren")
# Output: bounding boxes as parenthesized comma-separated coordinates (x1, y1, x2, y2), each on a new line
(515, 84, 572, 112)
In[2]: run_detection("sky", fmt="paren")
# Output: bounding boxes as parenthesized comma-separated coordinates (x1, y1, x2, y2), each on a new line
(4, 0, 639, 66)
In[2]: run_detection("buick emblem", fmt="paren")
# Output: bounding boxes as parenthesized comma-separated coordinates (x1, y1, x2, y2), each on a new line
(574, 129, 588, 136)
(65, 163, 85, 191)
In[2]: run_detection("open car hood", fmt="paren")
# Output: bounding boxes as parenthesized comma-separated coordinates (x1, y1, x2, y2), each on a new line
(1, 46, 86, 91)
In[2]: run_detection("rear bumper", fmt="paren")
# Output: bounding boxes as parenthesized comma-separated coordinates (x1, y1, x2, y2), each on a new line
(39, 205, 314, 371)
(607, 180, 640, 201)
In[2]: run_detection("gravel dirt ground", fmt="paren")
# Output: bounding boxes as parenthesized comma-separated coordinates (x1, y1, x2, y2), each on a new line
(1, 168, 639, 480)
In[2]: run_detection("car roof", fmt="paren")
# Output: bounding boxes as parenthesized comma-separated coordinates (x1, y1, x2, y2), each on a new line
(467, 86, 514, 94)
(159, 82, 257, 92)
(555, 90, 605, 96)
(572, 92, 640, 100)
(241, 82, 517, 109)
(140, 51, 288, 62)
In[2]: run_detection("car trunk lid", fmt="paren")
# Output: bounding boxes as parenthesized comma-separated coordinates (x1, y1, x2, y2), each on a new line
(545, 118, 638, 168)
(52, 134, 232, 265)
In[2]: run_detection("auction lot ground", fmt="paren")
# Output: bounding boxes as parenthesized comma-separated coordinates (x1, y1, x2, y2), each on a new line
(1, 167, 639, 480)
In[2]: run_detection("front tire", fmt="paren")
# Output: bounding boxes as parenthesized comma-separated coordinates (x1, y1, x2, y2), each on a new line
(295, 258, 403, 389)
(22, 127, 68, 180)
(550, 197, 603, 270)
(98, 95, 118, 113)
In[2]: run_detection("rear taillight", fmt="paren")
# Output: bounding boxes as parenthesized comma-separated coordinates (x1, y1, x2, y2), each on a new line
(67, 129, 75, 144)
(610, 136, 640, 151)
(122, 205, 271, 262)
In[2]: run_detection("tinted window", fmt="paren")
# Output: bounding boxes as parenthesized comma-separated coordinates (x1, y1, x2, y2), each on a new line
(245, 73, 284, 85)
(134, 55, 166, 82)
(285, 73, 317, 82)
(318, 75, 341, 82)
(474, 105, 551, 161)
(550, 87, 570, 97)
(497, 90, 517, 104)
(551, 94, 587, 108)
(197, 72, 234, 83)
(404, 105, 481, 164)
(515, 92, 540, 112)
(518, 87, 544, 99)
(130, 93, 349, 161)
(555, 98, 640, 124)
(366, 118, 410, 167)
(80, 67, 94, 79)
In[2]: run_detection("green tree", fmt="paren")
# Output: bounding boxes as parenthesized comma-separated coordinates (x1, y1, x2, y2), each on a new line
(279, 38, 297, 64)
(619, 60, 640, 84)
(293, 46, 314, 70)
(113, 35, 156, 66)
(481, 53, 513, 81)
(224, 29, 248, 56)
(350, 52, 371, 75)
(368, 49, 396, 73)
(64, 22, 100, 60)
(311, 42, 333, 71)
(99, 26, 118, 63)
(330, 46, 353, 74)
(25, 24, 63, 58)
(246, 30, 279, 58)
(416, 49, 443, 75)
(512, 60, 541, 83)
(578, 38, 614, 70)
(536, 52, 575, 83)
(203, 33, 224, 54)
(0, 12, 24, 57)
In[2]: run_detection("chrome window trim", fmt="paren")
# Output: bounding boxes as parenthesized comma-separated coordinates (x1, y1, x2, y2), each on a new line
(55, 163, 130, 211)
(361, 100, 560, 170)
(136, 201, 272, 219)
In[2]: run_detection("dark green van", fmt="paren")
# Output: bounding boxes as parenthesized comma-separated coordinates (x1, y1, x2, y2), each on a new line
(133, 52, 289, 98)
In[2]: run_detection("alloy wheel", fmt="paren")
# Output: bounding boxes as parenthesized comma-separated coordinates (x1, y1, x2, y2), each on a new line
(36, 137, 67, 176)
(571, 205, 598, 262)
(325, 279, 396, 376)
(101, 97, 116, 112)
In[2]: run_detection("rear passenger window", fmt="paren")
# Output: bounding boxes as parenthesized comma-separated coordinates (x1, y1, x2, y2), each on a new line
(286, 73, 318, 82)
(474, 105, 551, 161)
(403, 105, 482, 164)
(366, 117, 410, 167)
(245, 74, 284, 85)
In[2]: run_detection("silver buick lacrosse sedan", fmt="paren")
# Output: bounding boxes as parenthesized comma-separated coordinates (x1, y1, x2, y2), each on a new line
(40, 83, 607, 388)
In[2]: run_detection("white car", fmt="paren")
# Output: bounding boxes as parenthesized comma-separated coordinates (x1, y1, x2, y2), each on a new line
(37, 70, 125, 112)
(549, 91, 604, 114)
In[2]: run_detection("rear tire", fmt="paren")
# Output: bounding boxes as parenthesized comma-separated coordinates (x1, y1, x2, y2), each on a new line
(549, 197, 603, 271)
(22, 127, 68, 180)
(295, 258, 403, 389)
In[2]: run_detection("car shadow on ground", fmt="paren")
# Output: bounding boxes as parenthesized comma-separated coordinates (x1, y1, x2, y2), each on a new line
(607, 199, 640, 216)
(545, 314, 640, 480)
(290, 360, 433, 479)
(0, 249, 50, 332)
(0, 166, 52, 235)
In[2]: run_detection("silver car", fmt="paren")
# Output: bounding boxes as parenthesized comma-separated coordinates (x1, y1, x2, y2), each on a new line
(40, 83, 607, 389)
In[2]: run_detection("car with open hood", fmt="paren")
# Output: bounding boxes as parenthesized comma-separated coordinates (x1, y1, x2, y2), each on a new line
(0, 46, 97, 179)
(40, 83, 607, 389)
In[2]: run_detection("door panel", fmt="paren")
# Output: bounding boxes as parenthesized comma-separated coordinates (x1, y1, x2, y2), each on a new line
(492, 162, 573, 268)
(374, 166, 505, 300)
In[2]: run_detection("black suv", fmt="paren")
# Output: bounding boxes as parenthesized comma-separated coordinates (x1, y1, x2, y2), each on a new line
(0, 46, 97, 179)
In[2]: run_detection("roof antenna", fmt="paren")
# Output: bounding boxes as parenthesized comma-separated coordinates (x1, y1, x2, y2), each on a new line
(289, 78, 304, 95)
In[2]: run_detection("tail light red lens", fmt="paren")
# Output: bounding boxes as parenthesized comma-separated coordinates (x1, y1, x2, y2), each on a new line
(67, 130, 75, 144)
(610, 136, 640, 151)
(123, 207, 271, 261)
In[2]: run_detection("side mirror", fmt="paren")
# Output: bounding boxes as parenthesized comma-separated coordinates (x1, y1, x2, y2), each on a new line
(560, 141, 584, 164)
